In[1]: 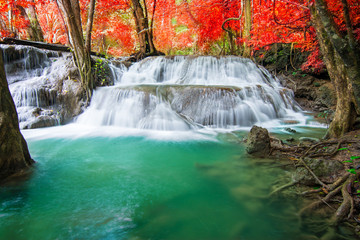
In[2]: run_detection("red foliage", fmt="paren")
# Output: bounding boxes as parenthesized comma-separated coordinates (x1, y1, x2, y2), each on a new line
(36, 0, 67, 44)
(301, 46, 325, 73)
(0, 0, 359, 63)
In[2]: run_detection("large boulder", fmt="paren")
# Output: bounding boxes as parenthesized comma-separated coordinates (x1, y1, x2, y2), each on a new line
(246, 125, 271, 157)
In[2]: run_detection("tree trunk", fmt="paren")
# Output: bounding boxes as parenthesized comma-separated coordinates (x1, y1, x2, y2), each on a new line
(243, 0, 252, 57)
(57, 0, 94, 101)
(85, 0, 96, 53)
(311, 0, 360, 138)
(131, 0, 157, 55)
(26, 0, 44, 42)
(0, 49, 34, 182)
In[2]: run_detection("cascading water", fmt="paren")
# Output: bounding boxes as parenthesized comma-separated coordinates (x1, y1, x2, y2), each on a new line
(77, 56, 304, 131)
(2, 44, 305, 131)
(1, 45, 124, 129)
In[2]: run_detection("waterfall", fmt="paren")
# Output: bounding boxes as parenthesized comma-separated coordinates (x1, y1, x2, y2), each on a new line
(77, 56, 303, 130)
(1, 45, 123, 129)
(2, 44, 304, 131)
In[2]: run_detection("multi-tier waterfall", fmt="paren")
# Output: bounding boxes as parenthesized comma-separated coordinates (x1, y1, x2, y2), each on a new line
(77, 56, 303, 130)
(2, 45, 304, 131)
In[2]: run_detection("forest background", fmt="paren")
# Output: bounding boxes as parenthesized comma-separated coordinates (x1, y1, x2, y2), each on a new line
(1, 0, 358, 71)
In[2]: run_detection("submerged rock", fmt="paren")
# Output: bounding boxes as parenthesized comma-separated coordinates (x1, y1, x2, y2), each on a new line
(293, 157, 344, 185)
(246, 125, 271, 157)
(285, 127, 296, 133)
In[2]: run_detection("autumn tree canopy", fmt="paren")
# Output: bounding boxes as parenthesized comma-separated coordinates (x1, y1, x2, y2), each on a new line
(1, 0, 359, 62)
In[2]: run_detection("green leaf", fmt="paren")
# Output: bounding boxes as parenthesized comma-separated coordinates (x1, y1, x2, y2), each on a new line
(355, 181, 359, 183)
(350, 156, 360, 160)
(313, 186, 320, 189)
(347, 169, 356, 174)
(342, 160, 353, 163)
(338, 147, 348, 151)
(357, 190, 360, 194)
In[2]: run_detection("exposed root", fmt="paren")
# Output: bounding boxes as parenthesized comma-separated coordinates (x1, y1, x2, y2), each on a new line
(298, 157, 329, 189)
(268, 132, 360, 238)
(301, 188, 324, 195)
(329, 174, 357, 226)
(318, 195, 336, 211)
(299, 184, 342, 217)
(328, 172, 351, 191)
(270, 139, 358, 160)
(300, 173, 359, 228)
(269, 180, 298, 197)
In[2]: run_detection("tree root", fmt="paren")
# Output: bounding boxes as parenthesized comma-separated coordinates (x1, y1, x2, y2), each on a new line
(329, 174, 357, 226)
(299, 184, 342, 217)
(298, 157, 329, 189)
(270, 139, 358, 160)
(269, 180, 299, 197)
(301, 172, 351, 197)
(269, 134, 360, 238)
(299, 172, 359, 229)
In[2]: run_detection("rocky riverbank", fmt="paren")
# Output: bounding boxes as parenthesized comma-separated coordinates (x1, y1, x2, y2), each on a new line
(245, 125, 360, 239)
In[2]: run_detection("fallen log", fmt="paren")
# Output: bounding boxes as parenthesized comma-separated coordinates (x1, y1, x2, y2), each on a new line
(0, 38, 105, 57)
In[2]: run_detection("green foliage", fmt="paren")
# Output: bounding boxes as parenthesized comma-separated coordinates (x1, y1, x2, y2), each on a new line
(170, 48, 195, 55)
(317, 110, 331, 128)
(175, 25, 188, 34)
(93, 58, 109, 86)
(342, 160, 353, 163)
(350, 156, 360, 160)
(338, 147, 349, 151)
(318, 110, 329, 119)
(347, 168, 356, 174)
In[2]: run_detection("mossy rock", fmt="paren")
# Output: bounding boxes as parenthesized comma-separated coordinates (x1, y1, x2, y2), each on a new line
(293, 157, 344, 185)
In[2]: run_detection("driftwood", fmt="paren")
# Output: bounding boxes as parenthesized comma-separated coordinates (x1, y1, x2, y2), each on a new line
(0, 38, 105, 57)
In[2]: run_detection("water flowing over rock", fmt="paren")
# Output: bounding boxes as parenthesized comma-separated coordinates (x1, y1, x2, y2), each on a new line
(78, 56, 303, 130)
(1, 46, 304, 131)
(1, 45, 124, 129)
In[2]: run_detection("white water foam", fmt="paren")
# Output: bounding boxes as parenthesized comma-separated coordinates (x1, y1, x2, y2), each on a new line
(76, 56, 306, 131)
(2, 45, 318, 135)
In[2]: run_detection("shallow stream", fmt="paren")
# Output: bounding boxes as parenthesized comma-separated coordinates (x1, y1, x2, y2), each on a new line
(2, 126, 348, 240)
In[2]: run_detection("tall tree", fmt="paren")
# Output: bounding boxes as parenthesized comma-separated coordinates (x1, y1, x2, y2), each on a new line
(130, 0, 158, 59)
(0, 50, 34, 182)
(16, 1, 44, 42)
(56, 0, 96, 101)
(26, 0, 44, 41)
(311, 0, 360, 138)
(242, 0, 251, 57)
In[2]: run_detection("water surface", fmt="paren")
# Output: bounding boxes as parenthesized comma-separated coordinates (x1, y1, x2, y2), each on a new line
(0, 128, 334, 240)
